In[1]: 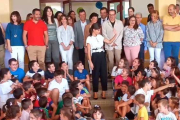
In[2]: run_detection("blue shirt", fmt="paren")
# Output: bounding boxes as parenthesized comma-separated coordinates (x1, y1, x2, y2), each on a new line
(74, 69, 88, 80)
(5, 23, 24, 46)
(45, 70, 54, 80)
(9, 68, 25, 83)
(139, 23, 147, 51)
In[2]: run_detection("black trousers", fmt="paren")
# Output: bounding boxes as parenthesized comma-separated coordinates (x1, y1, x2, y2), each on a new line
(78, 48, 85, 65)
(92, 52, 107, 92)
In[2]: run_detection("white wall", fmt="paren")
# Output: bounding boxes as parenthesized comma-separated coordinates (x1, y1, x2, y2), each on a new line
(12, 0, 40, 20)
(131, 0, 155, 17)
(71, 2, 107, 20)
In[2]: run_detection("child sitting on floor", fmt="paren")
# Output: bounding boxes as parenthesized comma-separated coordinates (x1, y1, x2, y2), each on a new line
(23, 60, 45, 82)
(20, 98, 33, 120)
(30, 109, 43, 120)
(45, 62, 56, 82)
(117, 85, 136, 120)
(71, 88, 91, 116)
(156, 99, 177, 120)
(74, 61, 91, 92)
(115, 67, 132, 90)
(23, 81, 36, 99)
(13, 88, 25, 107)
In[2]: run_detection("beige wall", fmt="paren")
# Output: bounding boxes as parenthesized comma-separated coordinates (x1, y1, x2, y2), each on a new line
(0, 0, 12, 23)
(132, 0, 155, 17)
(12, 0, 40, 20)
(71, 2, 107, 20)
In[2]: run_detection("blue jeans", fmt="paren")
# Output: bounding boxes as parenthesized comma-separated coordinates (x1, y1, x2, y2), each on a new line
(138, 43, 144, 60)
(163, 42, 180, 65)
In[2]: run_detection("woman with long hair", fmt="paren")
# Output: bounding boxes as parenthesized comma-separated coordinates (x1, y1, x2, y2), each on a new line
(5, 11, 25, 70)
(42, 6, 60, 69)
(87, 23, 117, 99)
(68, 10, 76, 23)
(57, 15, 74, 71)
(123, 16, 144, 66)
(54, 11, 63, 26)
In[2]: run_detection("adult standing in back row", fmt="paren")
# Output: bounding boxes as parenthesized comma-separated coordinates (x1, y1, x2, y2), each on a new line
(42, 6, 60, 69)
(23, 8, 49, 70)
(74, 9, 90, 65)
(6, 11, 25, 70)
(102, 9, 124, 75)
(163, 4, 180, 65)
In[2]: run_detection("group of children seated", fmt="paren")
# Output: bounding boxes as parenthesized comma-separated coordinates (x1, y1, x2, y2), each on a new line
(0, 59, 104, 120)
(1, 56, 180, 120)
(112, 57, 180, 120)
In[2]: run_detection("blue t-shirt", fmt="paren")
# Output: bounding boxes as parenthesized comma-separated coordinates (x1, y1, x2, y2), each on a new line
(9, 68, 25, 83)
(5, 23, 24, 46)
(45, 70, 54, 80)
(74, 69, 88, 80)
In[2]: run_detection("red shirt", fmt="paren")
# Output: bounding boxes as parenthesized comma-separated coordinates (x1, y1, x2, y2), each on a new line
(24, 20, 47, 46)
(115, 75, 133, 85)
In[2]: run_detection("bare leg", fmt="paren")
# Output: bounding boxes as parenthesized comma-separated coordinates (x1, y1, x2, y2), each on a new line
(50, 88, 59, 105)
(85, 80, 91, 92)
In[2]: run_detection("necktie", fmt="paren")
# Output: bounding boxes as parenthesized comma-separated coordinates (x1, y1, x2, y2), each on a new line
(103, 19, 105, 22)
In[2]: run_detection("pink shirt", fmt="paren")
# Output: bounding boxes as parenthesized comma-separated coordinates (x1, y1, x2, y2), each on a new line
(115, 75, 133, 85)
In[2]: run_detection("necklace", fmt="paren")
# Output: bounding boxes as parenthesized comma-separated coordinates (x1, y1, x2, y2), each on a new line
(13, 24, 18, 38)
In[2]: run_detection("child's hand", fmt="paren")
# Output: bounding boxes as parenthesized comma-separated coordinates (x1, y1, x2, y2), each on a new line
(168, 83, 175, 87)
(172, 68, 175, 76)
(30, 95, 35, 101)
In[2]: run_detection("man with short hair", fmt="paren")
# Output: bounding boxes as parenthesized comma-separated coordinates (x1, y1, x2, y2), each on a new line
(23, 8, 48, 70)
(74, 9, 90, 65)
(135, 12, 147, 60)
(163, 4, 180, 65)
(102, 9, 123, 75)
(98, 7, 108, 26)
(176, 4, 180, 15)
(9, 58, 25, 83)
(147, 3, 154, 22)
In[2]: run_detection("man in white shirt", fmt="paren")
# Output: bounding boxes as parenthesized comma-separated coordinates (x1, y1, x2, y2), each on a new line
(102, 9, 123, 75)
(98, 7, 108, 26)
(48, 70, 69, 101)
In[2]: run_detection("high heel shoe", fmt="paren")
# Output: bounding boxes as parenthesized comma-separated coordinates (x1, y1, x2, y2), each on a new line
(93, 92, 98, 100)
(101, 91, 106, 99)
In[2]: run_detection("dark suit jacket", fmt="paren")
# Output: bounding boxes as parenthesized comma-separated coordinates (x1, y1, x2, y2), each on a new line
(98, 17, 109, 26)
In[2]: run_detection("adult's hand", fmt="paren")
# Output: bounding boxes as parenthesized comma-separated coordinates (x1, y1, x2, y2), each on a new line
(76, 47, 79, 50)
(8, 46, 12, 53)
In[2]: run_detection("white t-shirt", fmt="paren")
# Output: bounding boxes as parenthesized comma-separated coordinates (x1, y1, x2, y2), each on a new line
(0, 80, 13, 103)
(86, 35, 104, 54)
(156, 112, 177, 120)
(111, 66, 123, 77)
(133, 88, 154, 114)
(25, 70, 44, 78)
(73, 96, 83, 105)
(122, 94, 129, 102)
(48, 78, 69, 101)
(144, 68, 151, 77)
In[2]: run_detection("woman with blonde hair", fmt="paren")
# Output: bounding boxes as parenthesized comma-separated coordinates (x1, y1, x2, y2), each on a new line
(146, 10, 164, 68)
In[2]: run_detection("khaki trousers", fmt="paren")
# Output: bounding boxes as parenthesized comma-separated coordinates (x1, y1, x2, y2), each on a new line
(106, 49, 121, 74)
(0, 44, 5, 69)
(27, 46, 46, 70)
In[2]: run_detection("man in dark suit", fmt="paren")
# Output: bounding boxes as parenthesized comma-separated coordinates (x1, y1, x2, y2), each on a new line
(74, 9, 90, 65)
(98, 7, 108, 26)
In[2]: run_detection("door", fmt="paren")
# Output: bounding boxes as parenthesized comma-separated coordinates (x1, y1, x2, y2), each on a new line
(108, 1, 122, 20)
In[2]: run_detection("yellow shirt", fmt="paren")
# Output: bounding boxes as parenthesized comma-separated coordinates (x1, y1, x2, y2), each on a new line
(163, 15, 180, 42)
(137, 106, 148, 120)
